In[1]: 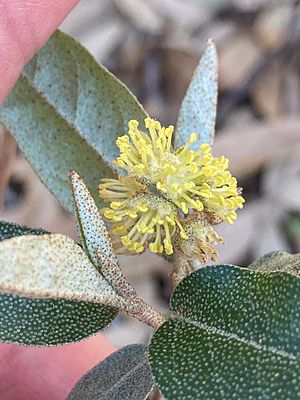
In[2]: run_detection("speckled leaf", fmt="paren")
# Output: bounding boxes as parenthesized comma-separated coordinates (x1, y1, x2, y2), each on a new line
(69, 170, 118, 269)
(0, 293, 117, 346)
(248, 250, 300, 277)
(174, 39, 217, 149)
(0, 30, 147, 212)
(0, 233, 120, 303)
(67, 344, 154, 400)
(0, 233, 119, 345)
(149, 265, 300, 399)
(0, 220, 48, 241)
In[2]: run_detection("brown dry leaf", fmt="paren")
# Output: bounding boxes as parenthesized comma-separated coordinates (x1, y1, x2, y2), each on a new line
(217, 201, 289, 266)
(282, 64, 300, 116)
(216, 202, 260, 265)
(147, 0, 208, 31)
(250, 201, 289, 259)
(60, 0, 112, 35)
(113, 0, 163, 34)
(0, 157, 77, 240)
(224, 108, 259, 130)
(213, 118, 300, 178)
(262, 152, 300, 212)
(60, 0, 127, 63)
(253, 4, 293, 51)
(205, 21, 237, 47)
(161, 48, 199, 122)
(78, 19, 128, 62)
(252, 62, 282, 119)
(231, 0, 269, 11)
(219, 33, 263, 90)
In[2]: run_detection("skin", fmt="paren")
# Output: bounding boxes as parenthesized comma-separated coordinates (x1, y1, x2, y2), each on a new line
(0, 335, 116, 400)
(0, 0, 79, 103)
(0, 1, 115, 398)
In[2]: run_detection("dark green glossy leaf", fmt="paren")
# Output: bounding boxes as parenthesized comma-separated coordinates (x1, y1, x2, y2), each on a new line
(67, 344, 154, 400)
(0, 220, 48, 241)
(0, 30, 147, 212)
(174, 39, 217, 149)
(0, 293, 117, 346)
(149, 265, 300, 399)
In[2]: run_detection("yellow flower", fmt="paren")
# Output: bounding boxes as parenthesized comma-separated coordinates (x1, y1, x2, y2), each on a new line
(99, 117, 245, 259)
(99, 176, 187, 255)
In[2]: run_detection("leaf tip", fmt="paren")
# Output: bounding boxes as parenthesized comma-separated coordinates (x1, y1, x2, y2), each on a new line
(68, 170, 85, 190)
(206, 37, 216, 46)
(68, 169, 79, 179)
(204, 38, 217, 60)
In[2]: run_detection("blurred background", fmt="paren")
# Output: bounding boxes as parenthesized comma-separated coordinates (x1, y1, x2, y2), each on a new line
(1, 0, 300, 347)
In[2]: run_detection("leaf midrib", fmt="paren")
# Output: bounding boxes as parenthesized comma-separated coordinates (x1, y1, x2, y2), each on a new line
(176, 316, 298, 361)
(19, 74, 113, 170)
(101, 358, 151, 397)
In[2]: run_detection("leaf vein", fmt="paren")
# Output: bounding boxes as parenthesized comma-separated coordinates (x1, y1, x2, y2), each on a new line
(180, 317, 297, 361)
(101, 359, 149, 397)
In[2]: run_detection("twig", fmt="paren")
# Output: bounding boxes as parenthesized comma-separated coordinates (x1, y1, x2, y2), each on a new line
(97, 249, 166, 329)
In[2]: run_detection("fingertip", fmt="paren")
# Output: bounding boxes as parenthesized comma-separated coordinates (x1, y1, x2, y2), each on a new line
(0, 0, 79, 103)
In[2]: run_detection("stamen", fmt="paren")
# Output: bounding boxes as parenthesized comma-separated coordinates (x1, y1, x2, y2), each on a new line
(99, 117, 244, 257)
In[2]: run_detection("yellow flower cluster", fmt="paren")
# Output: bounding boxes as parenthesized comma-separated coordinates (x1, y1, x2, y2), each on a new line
(99, 117, 245, 261)
(100, 177, 186, 255)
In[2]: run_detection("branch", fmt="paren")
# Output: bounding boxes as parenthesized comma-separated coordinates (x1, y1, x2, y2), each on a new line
(97, 249, 165, 329)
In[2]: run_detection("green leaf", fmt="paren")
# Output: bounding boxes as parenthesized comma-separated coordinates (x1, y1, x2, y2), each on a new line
(0, 233, 118, 302)
(248, 250, 300, 277)
(0, 233, 120, 345)
(67, 344, 154, 400)
(149, 265, 300, 399)
(0, 294, 116, 346)
(0, 220, 48, 241)
(69, 170, 118, 270)
(0, 30, 147, 212)
(174, 39, 217, 149)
